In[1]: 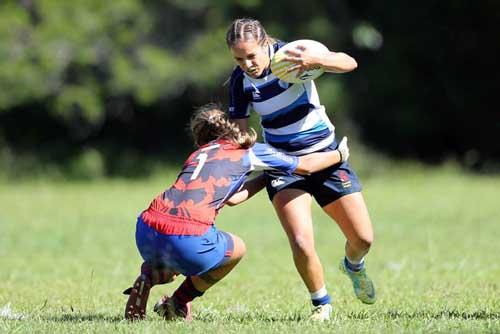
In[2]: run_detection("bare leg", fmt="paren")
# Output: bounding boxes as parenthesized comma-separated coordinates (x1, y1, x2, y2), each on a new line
(154, 233, 247, 321)
(191, 233, 247, 291)
(272, 189, 325, 293)
(322, 192, 376, 304)
(322, 192, 373, 261)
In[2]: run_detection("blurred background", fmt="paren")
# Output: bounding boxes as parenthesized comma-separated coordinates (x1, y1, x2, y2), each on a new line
(1, 0, 499, 180)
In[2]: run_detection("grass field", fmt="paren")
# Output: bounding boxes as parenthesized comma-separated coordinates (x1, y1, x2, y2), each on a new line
(1, 166, 499, 333)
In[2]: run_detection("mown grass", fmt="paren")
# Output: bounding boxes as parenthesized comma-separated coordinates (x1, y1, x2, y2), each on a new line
(1, 166, 499, 333)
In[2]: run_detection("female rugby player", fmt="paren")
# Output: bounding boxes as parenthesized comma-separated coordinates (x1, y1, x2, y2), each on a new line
(124, 104, 350, 321)
(225, 18, 376, 321)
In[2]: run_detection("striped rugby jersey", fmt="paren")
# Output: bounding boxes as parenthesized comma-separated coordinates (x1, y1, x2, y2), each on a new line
(228, 41, 335, 155)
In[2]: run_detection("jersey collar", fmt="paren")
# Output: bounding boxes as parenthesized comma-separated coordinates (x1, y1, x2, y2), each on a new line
(256, 43, 274, 78)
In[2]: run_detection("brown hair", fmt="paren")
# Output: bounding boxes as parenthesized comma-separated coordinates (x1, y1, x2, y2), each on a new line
(226, 18, 276, 47)
(190, 103, 257, 148)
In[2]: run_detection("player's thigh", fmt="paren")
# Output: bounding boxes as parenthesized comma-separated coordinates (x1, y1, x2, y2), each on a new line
(222, 232, 246, 264)
(309, 161, 373, 247)
(272, 188, 315, 247)
(322, 192, 373, 247)
(198, 232, 245, 282)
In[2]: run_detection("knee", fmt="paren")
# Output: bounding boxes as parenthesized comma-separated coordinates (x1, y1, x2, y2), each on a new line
(289, 234, 316, 257)
(239, 239, 247, 256)
(352, 234, 373, 252)
(231, 235, 247, 259)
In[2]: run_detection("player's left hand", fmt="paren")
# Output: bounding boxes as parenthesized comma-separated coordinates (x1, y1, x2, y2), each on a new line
(336, 136, 349, 162)
(283, 45, 326, 77)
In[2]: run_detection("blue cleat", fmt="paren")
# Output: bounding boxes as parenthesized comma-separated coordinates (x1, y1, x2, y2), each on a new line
(339, 259, 376, 304)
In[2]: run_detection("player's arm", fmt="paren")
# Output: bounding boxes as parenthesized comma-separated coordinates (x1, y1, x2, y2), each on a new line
(226, 173, 266, 206)
(230, 118, 249, 132)
(294, 136, 350, 174)
(284, 47, 357, 74)
(316, 51, 357, 73)
(228, 67, 251, 131)
(249, 137, 350, 177)
(226, 141, 346, 206)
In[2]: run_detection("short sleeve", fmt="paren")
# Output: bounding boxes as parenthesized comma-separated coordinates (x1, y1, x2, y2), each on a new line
(228, 67, 251, 119)
(274, 40, 288, 53)
(248, 143, 298, 174)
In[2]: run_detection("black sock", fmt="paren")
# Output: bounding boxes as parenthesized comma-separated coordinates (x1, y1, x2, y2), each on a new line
(172, 277, 204, 305)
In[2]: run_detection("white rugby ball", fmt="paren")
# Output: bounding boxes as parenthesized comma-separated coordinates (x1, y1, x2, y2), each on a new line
(271, 39, 329, 84)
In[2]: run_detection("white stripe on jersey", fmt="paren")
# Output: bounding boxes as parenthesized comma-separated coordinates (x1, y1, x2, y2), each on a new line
(281, 132, 335, 156)
(201, 144, 220, 151)
(305, 78, 321, 106)
(251, 82, 305, 116)
(264, 106, 334, 135)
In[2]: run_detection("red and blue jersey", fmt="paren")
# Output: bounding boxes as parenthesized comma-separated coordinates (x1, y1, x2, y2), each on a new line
(140, 139, 298, 236)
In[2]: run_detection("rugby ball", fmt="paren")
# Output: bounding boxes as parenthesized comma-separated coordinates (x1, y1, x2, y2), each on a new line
(271, 39, 329, 84)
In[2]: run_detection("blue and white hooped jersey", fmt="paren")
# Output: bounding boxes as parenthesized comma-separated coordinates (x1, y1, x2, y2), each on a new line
(228, 41, 335, 156)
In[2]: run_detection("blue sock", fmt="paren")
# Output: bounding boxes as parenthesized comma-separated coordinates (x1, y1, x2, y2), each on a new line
(344, 256, 365, 272)
(310, 287, 331, 306)
(312, 294, 331, 306)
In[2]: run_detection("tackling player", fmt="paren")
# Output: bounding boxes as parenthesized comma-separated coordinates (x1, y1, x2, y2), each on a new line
(124, 104, 350, 321)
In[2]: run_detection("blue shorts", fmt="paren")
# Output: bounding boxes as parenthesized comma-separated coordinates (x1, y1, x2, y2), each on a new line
(265, 141, 363, 207)
(135, 218, 234, 276)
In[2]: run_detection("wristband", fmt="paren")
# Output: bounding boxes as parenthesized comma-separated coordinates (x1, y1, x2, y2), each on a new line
(337, 149, 343, 162)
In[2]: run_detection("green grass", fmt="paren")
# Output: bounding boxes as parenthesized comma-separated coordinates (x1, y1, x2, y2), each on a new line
(1, 167, 499, 333)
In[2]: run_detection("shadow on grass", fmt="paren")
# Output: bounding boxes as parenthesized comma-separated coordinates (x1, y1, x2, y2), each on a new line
(44, 313, 123, 323)
(39, 309, 500, 324)
(193, 310, 307, 323)
(348, 310, 500, 321)
(43, 312, 305, 324)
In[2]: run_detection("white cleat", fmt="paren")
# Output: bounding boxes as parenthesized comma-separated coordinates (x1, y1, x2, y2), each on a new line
(309, 303, 332, 321)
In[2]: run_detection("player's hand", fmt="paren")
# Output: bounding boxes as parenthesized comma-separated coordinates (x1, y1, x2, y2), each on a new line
(336, 136, 349, 162)
(283, 45, 326, 77)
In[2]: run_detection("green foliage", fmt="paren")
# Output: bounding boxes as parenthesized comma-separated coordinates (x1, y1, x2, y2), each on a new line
(0, 1, 233, 121)
(54, 84, 102, 123)
(66, 148, 105, 180)
(0, 1, 498, 176)
(1, 1, 147, 118)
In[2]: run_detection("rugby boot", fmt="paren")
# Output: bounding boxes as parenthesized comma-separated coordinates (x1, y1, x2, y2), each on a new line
(309, 303, 332, 321)
(154, 295, 193, 322)
(123, 274, 152, 320)
(339, 259, 376, 304)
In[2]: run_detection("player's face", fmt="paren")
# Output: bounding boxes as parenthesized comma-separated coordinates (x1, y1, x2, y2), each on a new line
(230, 40, 270, 78)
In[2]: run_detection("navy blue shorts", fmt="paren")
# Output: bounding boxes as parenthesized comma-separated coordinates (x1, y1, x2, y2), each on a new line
(265, 141, 363, 207)
(135, 218, 234, 276)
